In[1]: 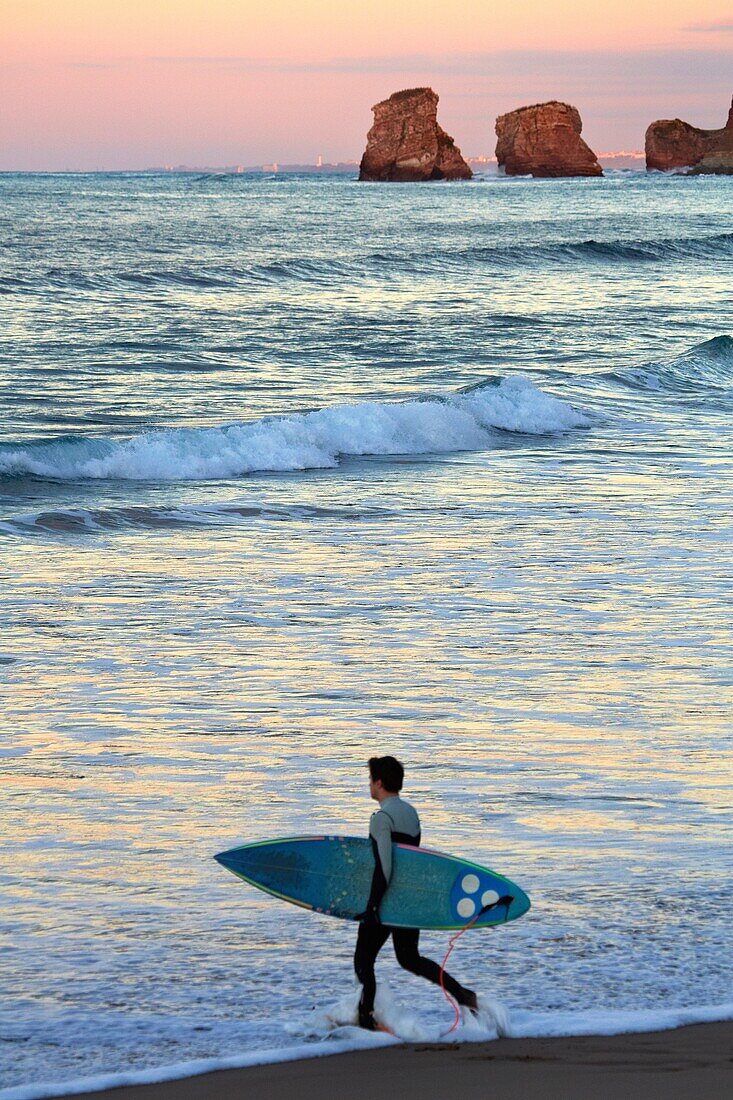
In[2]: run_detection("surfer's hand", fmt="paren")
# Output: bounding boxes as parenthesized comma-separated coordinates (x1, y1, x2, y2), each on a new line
(356, 905, 380, 925)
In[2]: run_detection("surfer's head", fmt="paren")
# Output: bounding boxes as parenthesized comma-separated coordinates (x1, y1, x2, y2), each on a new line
(368, 755, 404, 797)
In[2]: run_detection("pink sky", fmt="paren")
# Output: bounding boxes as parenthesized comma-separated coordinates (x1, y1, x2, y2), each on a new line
(1, 1, 731, 168)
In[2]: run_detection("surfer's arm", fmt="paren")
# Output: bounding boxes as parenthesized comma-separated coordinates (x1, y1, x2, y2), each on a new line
(370, 811, 393, 883)
(363, 811, 392, 916)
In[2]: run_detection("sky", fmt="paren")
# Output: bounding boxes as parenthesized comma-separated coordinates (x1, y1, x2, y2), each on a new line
(0, 0, 731, 168)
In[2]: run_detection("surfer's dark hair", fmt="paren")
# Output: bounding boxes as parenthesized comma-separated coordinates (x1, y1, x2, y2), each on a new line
(369, 756, 404, 792)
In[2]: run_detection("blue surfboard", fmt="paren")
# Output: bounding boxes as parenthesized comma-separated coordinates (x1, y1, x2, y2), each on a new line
(214, 836, 530, 930)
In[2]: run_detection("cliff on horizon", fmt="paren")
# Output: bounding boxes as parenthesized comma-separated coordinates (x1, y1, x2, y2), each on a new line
(646, 97, 733, 173)
(495, 101, 603, 178)
(359, 88, 472, 182)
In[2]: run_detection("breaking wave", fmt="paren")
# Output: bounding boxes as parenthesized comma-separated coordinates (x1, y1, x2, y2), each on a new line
(373, 232, 733, 273)
(3, 234, 732, 296)
(0, 377, 588, 483)
(0, 502, 396, 536)
(600, 336, 733, 394)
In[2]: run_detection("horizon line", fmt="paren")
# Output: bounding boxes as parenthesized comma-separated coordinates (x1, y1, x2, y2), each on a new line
(0, 152, 649, 174)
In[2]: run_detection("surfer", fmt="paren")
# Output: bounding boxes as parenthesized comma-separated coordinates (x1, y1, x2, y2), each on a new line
(354, 755, 478, 1030)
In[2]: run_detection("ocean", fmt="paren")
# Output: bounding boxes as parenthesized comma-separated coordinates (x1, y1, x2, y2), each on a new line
(1, 169, 732, 1096)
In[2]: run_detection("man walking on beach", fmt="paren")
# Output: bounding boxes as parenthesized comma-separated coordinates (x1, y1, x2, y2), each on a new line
(354, 755, 478, 1029)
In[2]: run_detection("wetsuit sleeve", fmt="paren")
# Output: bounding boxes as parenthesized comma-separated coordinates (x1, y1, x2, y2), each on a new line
(366, 811, 393, 911)
(370, 811, 393, 882)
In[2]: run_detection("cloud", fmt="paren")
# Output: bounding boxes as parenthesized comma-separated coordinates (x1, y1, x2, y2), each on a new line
(683, 20, 733, 32)
(174, 49, 729, 99)
(58, 49, 732, 85)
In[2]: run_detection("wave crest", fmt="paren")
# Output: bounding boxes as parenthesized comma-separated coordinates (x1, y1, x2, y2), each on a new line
(604, 336, 733, 394)
(0, 377, 588, 483)
(3, 234, 731, 297)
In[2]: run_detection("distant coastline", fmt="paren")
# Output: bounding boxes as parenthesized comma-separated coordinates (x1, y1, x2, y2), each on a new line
(138, 152, 646, 175)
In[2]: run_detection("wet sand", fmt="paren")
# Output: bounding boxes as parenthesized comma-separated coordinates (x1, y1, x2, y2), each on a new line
(78, 1020, 732, 1100)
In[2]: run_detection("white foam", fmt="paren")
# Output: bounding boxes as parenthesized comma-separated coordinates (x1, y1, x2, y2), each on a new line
(3, 1000, 730, 1100)
(0, 1035, 393, 1100)
(461, 995, 511, 1038)
(0, 377, 589, 482)
(290, 983, 432, 1043)
(506, 1000, 733, 1039)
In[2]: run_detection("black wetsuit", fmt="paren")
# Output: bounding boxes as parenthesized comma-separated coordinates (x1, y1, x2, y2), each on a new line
(353, 795, 475, 1020)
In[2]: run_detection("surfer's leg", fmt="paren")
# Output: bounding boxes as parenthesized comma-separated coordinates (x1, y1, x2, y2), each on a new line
(392, 929, 477, 1007)
(354, 921, 390, 1022)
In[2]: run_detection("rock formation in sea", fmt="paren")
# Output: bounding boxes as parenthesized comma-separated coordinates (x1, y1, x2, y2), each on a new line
(494, 101, 603, 178)
(359, 88, 472, 182)
(645, 97, 733, 173)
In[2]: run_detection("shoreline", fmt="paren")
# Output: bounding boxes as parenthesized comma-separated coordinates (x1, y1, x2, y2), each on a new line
(18, 1021, 733, 1100)
(5, 1018, 732, 1100)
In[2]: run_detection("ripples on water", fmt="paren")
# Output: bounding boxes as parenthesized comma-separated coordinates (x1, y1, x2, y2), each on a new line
(0, 171, 731, 1091)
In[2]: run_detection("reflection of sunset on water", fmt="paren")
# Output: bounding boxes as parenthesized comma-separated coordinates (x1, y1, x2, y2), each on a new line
(2, 168, 732, 1088)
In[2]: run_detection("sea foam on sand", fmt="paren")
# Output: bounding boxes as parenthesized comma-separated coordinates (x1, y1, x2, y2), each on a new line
(2, 997, 732, 1100)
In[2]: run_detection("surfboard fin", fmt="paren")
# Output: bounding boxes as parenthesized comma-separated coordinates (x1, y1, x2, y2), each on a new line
(479, 894, 514, 921)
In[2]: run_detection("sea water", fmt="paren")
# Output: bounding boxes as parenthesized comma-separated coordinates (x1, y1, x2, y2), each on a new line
(1, 170, 732, 1095)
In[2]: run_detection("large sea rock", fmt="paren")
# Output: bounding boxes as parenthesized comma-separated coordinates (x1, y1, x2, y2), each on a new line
(646, 97, 733, 173)
(495, 101, 602, 178)
(359, 88, 472, 182)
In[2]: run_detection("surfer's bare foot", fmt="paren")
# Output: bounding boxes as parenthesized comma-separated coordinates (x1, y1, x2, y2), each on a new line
(464, 991, 479, 1015)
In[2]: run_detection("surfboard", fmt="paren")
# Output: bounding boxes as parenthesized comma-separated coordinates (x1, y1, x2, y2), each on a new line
(214, 836, 530, 930)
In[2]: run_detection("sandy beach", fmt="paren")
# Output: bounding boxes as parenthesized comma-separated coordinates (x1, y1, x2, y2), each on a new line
(73, 1021, 732, 1100)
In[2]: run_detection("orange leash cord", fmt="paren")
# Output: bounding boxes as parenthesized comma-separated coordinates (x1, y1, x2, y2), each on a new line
(439, 895, 513, 1034)
(439, 908, 484, 1034)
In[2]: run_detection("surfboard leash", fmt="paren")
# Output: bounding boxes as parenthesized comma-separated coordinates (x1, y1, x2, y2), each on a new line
(439, 895, 513, 1034)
